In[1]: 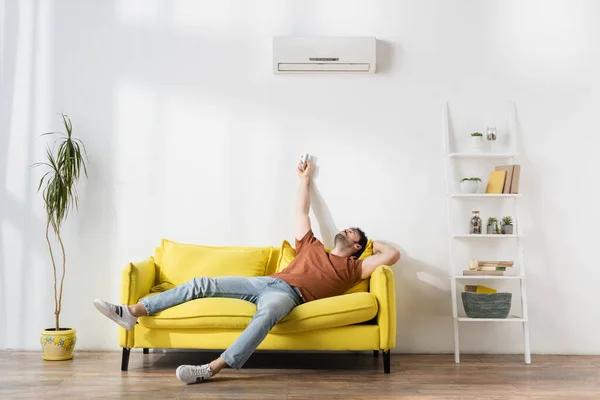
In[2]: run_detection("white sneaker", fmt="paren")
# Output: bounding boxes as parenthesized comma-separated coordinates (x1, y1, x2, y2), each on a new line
(176, 364, 213, 384)
(93, 299, 137, 330)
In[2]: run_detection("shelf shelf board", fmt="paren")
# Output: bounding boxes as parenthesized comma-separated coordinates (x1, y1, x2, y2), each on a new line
(448, 153, 519, 159)
(453, 275, 524, 280)
(450, 194, 521, 198)
(457, 316, 526, 322)
(453, 234, 522, 239)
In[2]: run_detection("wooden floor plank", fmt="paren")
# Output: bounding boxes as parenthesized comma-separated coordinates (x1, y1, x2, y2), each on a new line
(1, 351, 600, 399)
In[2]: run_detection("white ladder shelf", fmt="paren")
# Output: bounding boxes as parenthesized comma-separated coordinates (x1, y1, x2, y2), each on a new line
(442, 102, 531, 364)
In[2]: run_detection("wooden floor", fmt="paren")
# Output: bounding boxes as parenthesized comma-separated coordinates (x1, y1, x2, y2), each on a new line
(1, 350, 599, 399)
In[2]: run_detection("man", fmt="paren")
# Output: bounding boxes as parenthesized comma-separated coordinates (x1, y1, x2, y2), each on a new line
(94, 158, 400, 384)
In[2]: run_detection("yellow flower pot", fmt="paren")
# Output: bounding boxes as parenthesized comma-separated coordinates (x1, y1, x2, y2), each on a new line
(41, 328, 76, 361)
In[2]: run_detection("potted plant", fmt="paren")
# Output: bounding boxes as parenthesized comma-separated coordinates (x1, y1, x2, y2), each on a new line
(486, 217, 498, 234)
(459, 177, 482, 194)
(471, 132, 483, 151)
(35, 114, 87, 361)
(501, 216, 514, 234)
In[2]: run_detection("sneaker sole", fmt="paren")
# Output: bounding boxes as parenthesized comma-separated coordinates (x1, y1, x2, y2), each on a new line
(176, 365, 209, 384)
(93, 299, 133, 330)
(176, 365, 192, 384)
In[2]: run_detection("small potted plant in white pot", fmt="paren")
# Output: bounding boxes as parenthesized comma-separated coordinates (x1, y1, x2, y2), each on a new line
(501, 216, 514, 234)
(459, 177, 482, 194)
(486, 217, 498, 234)
(471, 132, 483, 151)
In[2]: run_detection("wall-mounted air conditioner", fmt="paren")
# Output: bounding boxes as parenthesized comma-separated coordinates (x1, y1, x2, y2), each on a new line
(273, 37, 376, 74)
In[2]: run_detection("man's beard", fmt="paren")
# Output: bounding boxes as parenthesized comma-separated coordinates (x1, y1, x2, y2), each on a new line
(334, 233, 352, 249)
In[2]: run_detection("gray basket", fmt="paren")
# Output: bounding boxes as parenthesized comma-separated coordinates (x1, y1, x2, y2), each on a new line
(461, 292, 512, 318)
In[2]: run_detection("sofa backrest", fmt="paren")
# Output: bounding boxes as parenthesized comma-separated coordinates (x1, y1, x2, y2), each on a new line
(153, 239, 274, 288)
(151, 238, 371, 295)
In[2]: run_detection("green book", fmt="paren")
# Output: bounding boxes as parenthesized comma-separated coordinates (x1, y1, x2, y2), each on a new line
(479, 266, 506, 271)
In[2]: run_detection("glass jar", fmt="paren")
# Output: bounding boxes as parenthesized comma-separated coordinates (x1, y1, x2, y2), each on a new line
(469, 211, 482, 234)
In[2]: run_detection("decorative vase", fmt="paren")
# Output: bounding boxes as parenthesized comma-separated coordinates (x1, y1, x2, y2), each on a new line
(485, 126, 498, 141)
(469, 211, 482, 234)
(460, 180, 480, 194)
(471, 136, 483, 151)
(41, 328, 76, 360)
(487, 223, 497, 234)
(502, 224, 514, 235)
(486, 126, 498, 152)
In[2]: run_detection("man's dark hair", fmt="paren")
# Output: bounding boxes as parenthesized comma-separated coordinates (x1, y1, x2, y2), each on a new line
(352, 227, 369, 258)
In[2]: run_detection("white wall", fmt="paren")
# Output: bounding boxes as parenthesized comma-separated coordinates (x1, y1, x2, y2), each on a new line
(1, 0, 599, 354)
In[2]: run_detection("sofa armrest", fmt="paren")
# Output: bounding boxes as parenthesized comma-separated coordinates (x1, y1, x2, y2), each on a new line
(119, 257, 155, 349)
(369, 265, 396, 350)
(120, 257, 156, 306)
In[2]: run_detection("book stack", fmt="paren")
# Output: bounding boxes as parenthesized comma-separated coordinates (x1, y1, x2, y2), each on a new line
(464, 260, 514, 276)
(485, 165, 521, 194)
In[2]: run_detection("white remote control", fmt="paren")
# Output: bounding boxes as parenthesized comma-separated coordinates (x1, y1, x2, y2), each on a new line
(300, 153, 310, 171)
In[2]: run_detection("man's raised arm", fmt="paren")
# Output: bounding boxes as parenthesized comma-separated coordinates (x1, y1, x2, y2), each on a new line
(295, 159, 312, 240)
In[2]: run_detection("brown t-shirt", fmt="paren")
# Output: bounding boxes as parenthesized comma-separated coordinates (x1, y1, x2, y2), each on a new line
(269, 230, 363, 302)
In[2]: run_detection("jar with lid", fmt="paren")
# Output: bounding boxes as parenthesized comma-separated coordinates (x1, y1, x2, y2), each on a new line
(469, 211, 482, 234)
(486, 126, 497, 141)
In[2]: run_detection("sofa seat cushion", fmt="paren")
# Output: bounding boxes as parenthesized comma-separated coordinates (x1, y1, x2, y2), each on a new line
(137, 292, 378, 334)
(138, 294, 254, 330)
(273, 292, 378, 333)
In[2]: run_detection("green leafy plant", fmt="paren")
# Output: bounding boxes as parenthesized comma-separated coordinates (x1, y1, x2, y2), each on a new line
(495, 225, 502, 234)
(502, 216, 513, 226)
(460, 177, 482, 182)
(471, 132, 483, 137)
(487, 217, 498, 225)
(34, 114, 88, 331)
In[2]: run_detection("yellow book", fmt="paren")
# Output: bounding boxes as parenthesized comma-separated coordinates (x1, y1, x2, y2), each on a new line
(485, 170, 506, 194)
(476, 285, 497, 294)
(464, 285, 497, 294)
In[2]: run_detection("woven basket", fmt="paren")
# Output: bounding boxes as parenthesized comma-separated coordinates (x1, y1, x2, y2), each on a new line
(461, 292, 512, 318)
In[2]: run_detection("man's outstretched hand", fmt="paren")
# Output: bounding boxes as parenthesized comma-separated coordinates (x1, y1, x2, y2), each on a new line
(295, 157, 312, 240)
(297, 159, 312, 180)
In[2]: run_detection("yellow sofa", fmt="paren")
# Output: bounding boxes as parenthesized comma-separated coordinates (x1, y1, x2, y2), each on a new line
(118, 239, 396, 373)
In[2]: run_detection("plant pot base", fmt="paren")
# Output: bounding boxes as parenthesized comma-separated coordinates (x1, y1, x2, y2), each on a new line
(471, 136, 483, 151)
(460, 180, 480, 194)
(41, 328, 76, 361)
(502, 226, 514, 235)
(43, 354, 74, 361)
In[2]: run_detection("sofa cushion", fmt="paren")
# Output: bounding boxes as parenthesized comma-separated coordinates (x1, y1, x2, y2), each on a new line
(276, 240, 297, 274)
(275, 239, 373, 294)
(155, 239, 273, 287)
(138, 294, 256, 330)
(273, 292, 378, 333)
(137, 292, 378, 334)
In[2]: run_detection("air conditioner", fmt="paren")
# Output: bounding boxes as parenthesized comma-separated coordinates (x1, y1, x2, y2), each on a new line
(273, 37, 376, 74)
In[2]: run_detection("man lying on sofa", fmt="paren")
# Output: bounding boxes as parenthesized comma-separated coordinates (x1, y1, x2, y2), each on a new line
(94, 157, 400, 384)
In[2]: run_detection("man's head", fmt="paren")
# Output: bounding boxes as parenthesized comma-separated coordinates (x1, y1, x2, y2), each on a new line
(334, 227, 368, 258)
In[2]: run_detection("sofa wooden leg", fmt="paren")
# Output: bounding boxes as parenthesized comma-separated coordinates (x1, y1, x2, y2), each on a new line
(143, 348, 149, 354)
(383, 350, 390, 373)
(121, 348, 131, 371)
(373, 350, 379, 358)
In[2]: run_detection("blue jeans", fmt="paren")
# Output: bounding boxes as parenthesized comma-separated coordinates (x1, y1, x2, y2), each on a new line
(139, 276, 304, 369)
